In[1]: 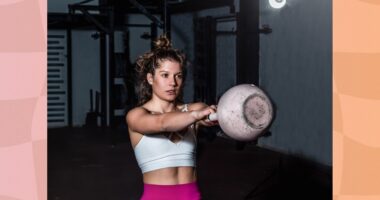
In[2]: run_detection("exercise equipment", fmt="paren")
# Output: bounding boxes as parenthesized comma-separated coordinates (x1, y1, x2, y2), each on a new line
(208, 84, 274, 141)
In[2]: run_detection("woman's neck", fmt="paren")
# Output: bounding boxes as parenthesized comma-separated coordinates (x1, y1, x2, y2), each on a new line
(146, 97, 178, 113)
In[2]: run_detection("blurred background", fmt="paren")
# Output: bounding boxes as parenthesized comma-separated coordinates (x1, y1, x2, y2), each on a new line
(47, 0, 332, 199)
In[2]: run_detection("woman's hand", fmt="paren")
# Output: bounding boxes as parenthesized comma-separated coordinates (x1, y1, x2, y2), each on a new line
(191, 105, 218, 127)
(202, 105, 219, 127)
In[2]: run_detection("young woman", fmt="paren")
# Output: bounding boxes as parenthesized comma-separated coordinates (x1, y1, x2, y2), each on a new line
(126, 35, 217, 200)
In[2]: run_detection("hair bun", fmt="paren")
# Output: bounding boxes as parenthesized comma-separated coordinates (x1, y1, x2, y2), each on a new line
(153, 35, 172, 50)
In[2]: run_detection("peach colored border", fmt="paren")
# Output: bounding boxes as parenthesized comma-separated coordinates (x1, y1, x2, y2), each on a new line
(334, 0, 380, 198)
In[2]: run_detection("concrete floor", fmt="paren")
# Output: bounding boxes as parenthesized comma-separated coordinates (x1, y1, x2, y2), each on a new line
(48, 127, 331, 200)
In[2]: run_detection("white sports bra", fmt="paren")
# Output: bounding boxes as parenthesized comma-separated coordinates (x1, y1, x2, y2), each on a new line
(133, 104, 197, 173)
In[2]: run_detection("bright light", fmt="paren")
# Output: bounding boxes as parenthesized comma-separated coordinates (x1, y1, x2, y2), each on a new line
(269, 0, 286, 9)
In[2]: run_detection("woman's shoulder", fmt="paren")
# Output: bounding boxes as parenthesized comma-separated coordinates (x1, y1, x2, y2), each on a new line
(126, 106, 149, 119)
(128, 106, 147, 113)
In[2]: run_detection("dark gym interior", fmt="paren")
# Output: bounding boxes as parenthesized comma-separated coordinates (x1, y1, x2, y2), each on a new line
(48, 0, 332, 199)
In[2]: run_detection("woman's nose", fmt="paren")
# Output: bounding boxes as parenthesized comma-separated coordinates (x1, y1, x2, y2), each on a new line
(169, 76, 177, 86)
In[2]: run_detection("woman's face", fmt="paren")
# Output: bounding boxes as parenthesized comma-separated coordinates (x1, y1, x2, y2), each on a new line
(147, 59, 183, 102)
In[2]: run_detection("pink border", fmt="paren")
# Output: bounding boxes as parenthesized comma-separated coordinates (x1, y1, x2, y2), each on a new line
(0, 0, 47, 199)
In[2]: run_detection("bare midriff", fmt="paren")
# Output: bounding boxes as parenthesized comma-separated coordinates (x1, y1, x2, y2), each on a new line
(142, 166, 197, 185)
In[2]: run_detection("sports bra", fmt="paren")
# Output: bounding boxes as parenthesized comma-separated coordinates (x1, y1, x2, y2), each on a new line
(133, 104, 197, 173)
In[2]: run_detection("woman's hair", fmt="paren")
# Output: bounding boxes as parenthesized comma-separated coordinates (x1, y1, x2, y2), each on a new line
(135, 35, 187, 106)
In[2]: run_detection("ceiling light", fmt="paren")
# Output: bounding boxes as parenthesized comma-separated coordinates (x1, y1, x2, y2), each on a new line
(269, 0, 286, 9)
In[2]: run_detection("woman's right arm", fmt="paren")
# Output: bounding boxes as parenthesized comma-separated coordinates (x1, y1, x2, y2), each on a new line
(126, 107, 214, 135)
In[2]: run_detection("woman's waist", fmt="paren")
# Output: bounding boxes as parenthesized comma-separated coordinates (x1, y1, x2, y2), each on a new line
(143, 166, 196, 185)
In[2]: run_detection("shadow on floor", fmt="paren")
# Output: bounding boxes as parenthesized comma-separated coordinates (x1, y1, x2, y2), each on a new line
(48, 127, 331, 200)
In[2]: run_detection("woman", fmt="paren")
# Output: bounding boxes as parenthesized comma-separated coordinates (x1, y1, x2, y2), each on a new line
(126, 35, 217, 200)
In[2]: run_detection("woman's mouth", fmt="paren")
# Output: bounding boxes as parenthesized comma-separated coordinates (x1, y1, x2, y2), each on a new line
(166, 90, 176, 95)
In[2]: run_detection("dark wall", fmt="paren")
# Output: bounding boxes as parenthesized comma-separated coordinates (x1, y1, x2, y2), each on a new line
(258, 0, 332, 166)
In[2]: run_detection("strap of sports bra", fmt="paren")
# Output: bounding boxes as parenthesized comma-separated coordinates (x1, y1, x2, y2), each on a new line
(182, 104, 189, 112)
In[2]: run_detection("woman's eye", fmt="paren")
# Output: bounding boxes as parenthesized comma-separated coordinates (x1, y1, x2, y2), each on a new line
(176, 74, 183, 79)
(161, 74, 168, 78)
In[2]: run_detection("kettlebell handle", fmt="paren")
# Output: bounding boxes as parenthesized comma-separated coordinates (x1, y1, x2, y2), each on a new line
(207, 113, 218, 121)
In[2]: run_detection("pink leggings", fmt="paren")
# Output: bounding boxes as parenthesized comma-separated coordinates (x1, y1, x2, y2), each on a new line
(141, 182, 201, 200)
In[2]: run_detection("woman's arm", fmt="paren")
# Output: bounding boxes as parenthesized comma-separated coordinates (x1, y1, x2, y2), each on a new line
(188, 102, 218, 128)
(126, 106, 214, 134)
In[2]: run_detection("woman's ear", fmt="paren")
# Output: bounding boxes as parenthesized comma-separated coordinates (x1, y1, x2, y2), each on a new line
(147, 73, 153, 85)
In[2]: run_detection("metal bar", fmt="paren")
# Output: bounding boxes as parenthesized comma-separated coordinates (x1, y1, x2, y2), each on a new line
(70, 4, 112, 11)
(166, 0, 171, 38)
(128, 0, 163, 28)
(214, 14, 237, 20)
(162, 0, 170, 37)
(216, 18, 236, 23)
(67, 8, 74, 127)
(236, 0, 259, 85)
(71, 0, 95, 6)
(170, 0, 234, 14)
(216, 31, 236, 35)
(108, 8, 115, 127)
(150, 22, 158, 50)
(100, 32, 107, 128)
(49, 13, 152, 30)
(77, 7, 109, 33)
(124, 23, 151, 27)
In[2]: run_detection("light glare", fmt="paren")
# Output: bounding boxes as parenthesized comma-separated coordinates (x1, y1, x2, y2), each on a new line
(269, 0, 286, 9)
